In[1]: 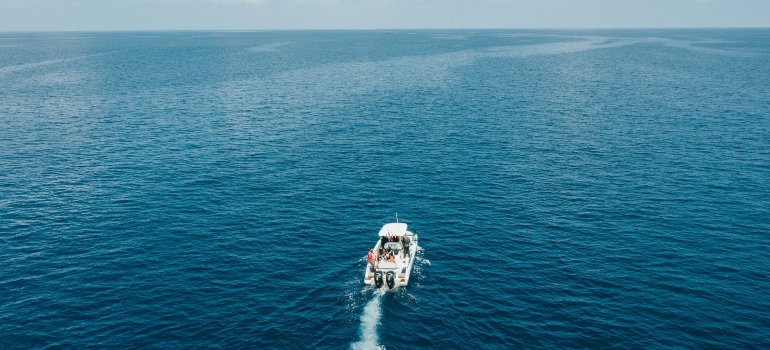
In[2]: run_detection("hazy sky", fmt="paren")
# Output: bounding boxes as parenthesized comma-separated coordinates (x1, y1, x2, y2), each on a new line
(1, 0, 769, 31)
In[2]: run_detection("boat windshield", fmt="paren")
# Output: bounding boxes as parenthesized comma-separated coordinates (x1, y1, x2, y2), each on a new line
(383, 242, 402, 251)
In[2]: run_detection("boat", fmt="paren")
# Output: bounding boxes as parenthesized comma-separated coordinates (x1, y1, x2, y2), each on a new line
(364, 222, 419, 289)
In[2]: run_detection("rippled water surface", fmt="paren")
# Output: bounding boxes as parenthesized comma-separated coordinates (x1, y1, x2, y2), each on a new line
(1, 29, 769, 349)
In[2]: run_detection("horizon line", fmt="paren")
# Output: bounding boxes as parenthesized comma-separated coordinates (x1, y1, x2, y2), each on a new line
(2, 26, 769, 34)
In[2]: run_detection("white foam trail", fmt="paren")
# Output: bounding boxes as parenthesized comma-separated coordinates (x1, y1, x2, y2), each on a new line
(351, 288, 387, 350)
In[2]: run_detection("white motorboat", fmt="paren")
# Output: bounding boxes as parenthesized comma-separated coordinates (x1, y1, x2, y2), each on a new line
(364, 222, 419, 289)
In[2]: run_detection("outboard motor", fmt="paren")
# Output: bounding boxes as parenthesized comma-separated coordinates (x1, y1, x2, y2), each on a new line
(386, 271, 395, 289)
(374, 271, 383, 288)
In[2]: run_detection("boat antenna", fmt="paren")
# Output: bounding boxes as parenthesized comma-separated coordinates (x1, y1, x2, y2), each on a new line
(396, 212, 398, 223)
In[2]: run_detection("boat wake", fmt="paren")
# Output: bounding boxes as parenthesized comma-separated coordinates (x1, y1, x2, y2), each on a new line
(350, 288, 387, 350)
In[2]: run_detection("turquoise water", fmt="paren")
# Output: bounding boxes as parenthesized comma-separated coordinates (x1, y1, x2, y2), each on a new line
(1, 29, 769, 349)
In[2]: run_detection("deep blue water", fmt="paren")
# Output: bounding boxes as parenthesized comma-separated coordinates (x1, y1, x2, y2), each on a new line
(1, 29, 769, 349)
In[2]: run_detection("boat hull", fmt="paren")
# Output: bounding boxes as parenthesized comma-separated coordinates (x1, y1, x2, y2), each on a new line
(364, 226, 418, 288)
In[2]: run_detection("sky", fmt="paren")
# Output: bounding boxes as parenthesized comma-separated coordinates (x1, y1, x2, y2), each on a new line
(1, 0, 769, 31)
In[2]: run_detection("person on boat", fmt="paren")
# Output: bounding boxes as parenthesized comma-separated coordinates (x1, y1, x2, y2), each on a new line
(367, 249, 374, 264)
(388, 254, 395, 263)
(369, 262, 377, 273)
(402, 234, 411, 255)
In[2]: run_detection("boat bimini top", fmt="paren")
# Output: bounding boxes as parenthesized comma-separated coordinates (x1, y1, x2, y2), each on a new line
(378, 223, 408, 237)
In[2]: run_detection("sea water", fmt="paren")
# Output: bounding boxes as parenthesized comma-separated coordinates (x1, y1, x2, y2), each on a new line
(1, 29, 769, 349)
